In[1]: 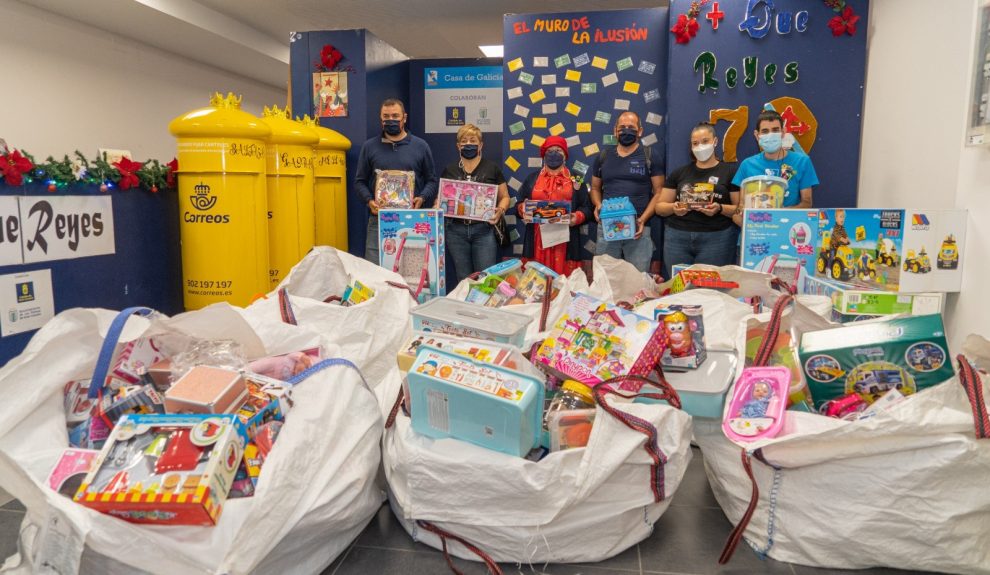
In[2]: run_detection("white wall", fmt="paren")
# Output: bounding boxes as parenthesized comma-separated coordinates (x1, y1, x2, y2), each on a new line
(859, 0, 990, 348)
(0, 0, 287, 161)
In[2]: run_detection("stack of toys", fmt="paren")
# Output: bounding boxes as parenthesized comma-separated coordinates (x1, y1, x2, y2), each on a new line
(54, 337, 314, 525)
(465, 259, 560, 307)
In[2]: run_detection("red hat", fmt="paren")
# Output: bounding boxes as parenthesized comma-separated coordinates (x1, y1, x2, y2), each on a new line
(540, 135, 568, 159)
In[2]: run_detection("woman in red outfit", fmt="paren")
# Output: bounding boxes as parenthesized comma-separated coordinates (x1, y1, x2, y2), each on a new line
(516, 136, 592, 275)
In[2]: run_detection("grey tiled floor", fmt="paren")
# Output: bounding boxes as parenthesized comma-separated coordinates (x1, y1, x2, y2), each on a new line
(0, 449, 935, 574)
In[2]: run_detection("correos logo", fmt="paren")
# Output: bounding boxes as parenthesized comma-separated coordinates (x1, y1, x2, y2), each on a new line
(191, 182, 218, 210)
(184, 182, 230, 223)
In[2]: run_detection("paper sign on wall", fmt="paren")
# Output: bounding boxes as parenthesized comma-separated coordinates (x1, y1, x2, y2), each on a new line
(0, 268, 54, 337)
(0, 195, 116, 266)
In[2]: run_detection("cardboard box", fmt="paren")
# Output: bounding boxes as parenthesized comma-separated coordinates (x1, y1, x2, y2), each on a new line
(534, 293, 666, 389)
(799, 314, 955, 408)
(165, 366, 247, 414)
(379, 209, 446, 303)
(802, 275, 946, 316)
(74, 414, 247, 525)
(740, 209, 819, 294)
(815, 209, 967, 292)
(439, 178, 498, 221)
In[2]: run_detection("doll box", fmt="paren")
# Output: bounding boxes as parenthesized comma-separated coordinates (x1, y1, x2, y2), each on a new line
(599, 196, 636, 242)
(165, 366, 247, 414)
(407, 347, 545, 457)
(798, 314, 955, 409)
(411, 297, 532, 347)
(439, 178, 498, 221)
(379, 210, 446, 303)
(534, 293, 666, 390)
(654, 304, 707, 370)
(375, 170, 415, 209)
(74, 414, 248, 525)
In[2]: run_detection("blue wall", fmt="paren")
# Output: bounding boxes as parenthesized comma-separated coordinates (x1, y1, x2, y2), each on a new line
(0, 184, 182, 366)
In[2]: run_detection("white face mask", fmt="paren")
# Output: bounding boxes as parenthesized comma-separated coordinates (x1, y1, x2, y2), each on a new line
(692, 143, 715, 162)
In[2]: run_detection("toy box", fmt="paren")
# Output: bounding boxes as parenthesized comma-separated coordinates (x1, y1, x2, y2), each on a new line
(655, 304, 707, 370)
(668, 269, 739, 294)
(236, 375, 290, 438)
(439, 178, 499, 222)
(411, 297, 532, 347)
(799, 314, 955, 409)
(341, 280, 375, 306)
(802, 275, 946, 317)
(723, 366, 791, 441)
(379, 209, 446, 303)
(112, 337, 167, 384)
(524, 200, 571, 224)
(397, 331, 527, 373)
(740, 176, 786, 209)
(165, 366, 247, 414)
(534, 293, 666, 390)
(739, 209, 819, 294)
(599, 196, 636, 241)
(47, 448, 99, 497)
(407, 347, 545, 457)
(681, 182, 715, 208)
(514, 261, 559, 303)
(815, 209, 967, 292)
(74, 414, 247, 525)
(482, 258, 524, 279)
(375, 169, 414, 208)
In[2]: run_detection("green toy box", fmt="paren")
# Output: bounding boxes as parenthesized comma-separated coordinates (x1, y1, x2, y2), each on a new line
(802, 276, 946, 316)
(799, 314, 954, 409)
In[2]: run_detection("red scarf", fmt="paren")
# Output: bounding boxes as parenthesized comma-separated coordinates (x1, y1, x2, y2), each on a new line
(531, 167, 573, 201)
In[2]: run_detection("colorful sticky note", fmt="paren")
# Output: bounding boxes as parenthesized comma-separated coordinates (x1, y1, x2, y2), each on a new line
(614, 99, 630, 111)
(565, 102, 581, 116)
(602, 134, 617, 146)
(542, 103, 558, 114)
(576, 122, 592, 133)
(565, 135, 581, 148)
(573, 53, 590, 67)
(509, 121, 526, 135)
(529, 89, 546, 103)
(509, 139, 524, 151)
(616, 57, 634, 71)
(514, 104, 530, 118)
(531, 134, 546, 147)
(507, 87, 523, 100)
(601, 72, 618, 87)
(527, 157, 543, 168)
(533, 56, 549, 67)
(639, 60, 657, 75)
(583, 143, 600, 157)
(555, 87, 571, 98)
(554, 54, 572, 68)
(532, 117, 548, 128)
(508, 177, 523, 191)
(572, 160, 590, 175)
(565, 69, 581, 82)
(623, 81, 640, 94)
(595, 111, 612, 124)
(646, 112, 663, 125)
(592, 56, 608, 70)
(541, 74, 557, 85)
(508, 57, 524, 72)
(641, 133, 658, 146)
(549, 123, 565, 136)
(505, 156, 521, 171)
(518, 72, 535, 85)
(643, 89, 660, 103)
(581, 83, 597, 94)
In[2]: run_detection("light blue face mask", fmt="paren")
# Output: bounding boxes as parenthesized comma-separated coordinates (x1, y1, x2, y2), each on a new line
(759, 132, 783, 154)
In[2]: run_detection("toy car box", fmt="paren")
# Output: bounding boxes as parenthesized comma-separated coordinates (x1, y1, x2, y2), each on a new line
(407, 347, 545, 457)
(799, 314, 955, 409)
(815, 209, 967, 292)
(74, 414, 248, 525)
(411, 297, 532, 347)
(379, 209, 446, 303)
(524, 200, 571, 224)
(740, 209, 819, 294)
(654, 304, 707, 370)
(439, 178, 499, 221)
(599, 196, 636, 242)
(802, 275, 946, 317)
(534, 293, 666, 390)
(375, 169, 414, 209)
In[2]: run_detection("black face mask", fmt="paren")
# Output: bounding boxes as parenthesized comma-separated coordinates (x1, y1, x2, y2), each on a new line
(617, 128, 639, 146)
(544, 151, 565, 169)
(383, 119, 402, 136)
(459, 144, 479, 159)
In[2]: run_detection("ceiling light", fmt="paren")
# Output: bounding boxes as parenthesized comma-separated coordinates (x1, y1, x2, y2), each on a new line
(479, 45, 504, 58)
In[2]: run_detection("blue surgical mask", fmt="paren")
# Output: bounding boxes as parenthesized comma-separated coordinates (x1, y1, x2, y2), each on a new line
(383, 119, 402, 136)
(759, 132, 783, 154)
(545, 151, 565, 169)
(459, 144, 479, 159)
(617, 128, 638, 147)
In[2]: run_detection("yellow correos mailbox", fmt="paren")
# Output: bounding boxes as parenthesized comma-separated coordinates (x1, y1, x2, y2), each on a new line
(260, 106, 319, 287)
(168, 92, 271, 310)
(301, 115, 351, 251)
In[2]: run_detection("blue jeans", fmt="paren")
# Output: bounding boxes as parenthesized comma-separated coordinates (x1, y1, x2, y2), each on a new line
(662, 225, 739, 279)
(596, 224, 654, 272)
(445, 219, 498, 283)
(365, 216, 379, 264)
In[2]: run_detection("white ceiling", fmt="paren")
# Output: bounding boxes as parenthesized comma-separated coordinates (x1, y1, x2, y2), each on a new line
(16, 0, 668, 88)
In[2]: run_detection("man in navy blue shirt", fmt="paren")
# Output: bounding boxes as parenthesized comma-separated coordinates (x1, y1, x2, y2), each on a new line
(590, 111, 665, 272)
(354, 98, 438, 263)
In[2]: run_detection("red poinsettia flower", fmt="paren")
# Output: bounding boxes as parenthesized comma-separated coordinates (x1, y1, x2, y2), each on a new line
(0, 149, 34, 187)
(166, 158, 178, 189)
(828, 5, 860, 36)
(671, 14, 700, 44)
(113, 157, 144, 190)
(320, 44, 343, 71)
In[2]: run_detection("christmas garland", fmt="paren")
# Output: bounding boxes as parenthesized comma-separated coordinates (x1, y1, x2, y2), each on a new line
(0, 148, 177, 193)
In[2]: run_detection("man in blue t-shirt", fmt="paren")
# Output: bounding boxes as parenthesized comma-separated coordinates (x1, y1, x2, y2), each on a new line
(354, 98, 438, 264)
(731, 109, 819, 218)
(590, 111, 665, 272)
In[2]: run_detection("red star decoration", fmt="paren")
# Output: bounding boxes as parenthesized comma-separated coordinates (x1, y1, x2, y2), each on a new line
(706, 2, 724, 30)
